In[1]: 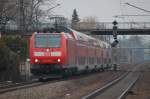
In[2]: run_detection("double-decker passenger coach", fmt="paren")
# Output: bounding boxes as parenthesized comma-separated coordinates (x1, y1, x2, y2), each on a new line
(30, 27, 112, 76)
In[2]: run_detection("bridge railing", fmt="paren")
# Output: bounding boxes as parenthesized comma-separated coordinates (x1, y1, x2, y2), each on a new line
(76, 22, 150, 30)
(1, 22, 150, 34)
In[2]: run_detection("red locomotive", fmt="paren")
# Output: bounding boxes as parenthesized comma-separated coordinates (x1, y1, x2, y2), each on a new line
(30, 27, 112, 76)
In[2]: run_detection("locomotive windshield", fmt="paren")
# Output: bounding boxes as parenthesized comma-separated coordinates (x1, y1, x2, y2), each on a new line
(35, 34, 61, 48)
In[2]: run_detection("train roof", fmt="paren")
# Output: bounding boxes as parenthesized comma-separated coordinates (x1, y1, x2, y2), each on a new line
(69, 28, 110, 47)
(33, 26, 110, 47)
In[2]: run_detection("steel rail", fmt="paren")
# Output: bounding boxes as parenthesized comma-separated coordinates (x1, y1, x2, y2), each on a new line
(82, 72, 129, 99)
(82, 63, 145, 99)
(0, 80, 41, 94)
(0, 80, 38, 89)
(117, 74, 139, 99)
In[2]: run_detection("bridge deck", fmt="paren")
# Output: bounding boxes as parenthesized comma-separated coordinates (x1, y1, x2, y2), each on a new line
(89, 29, 150, 35)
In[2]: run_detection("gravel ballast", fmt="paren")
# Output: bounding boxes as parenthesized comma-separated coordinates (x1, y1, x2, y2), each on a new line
(0, 71, 124, 99)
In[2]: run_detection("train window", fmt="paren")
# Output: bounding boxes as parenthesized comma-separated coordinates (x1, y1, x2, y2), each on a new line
(89, 39, 94, 46)
(35, 35, 47, 48)
(47, 35, 61, 47)
(103, 44, 106, 48)
(35, 34, 61, 48)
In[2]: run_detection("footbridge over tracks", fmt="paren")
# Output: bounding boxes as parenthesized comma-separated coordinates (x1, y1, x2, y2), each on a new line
(77, 22, 150, 35)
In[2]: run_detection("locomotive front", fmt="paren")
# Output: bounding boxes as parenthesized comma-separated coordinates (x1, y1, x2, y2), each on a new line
(30, 33, 67, 75)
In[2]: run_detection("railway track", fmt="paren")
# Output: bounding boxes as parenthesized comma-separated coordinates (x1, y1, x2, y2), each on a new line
(0, 81, 13, 87)
(0, 74, 67, 94)
(0, 71, 106, 94)
(0, 80, 41, 94)
(82, 62, 146, 99)
(0, 63, 141, 95)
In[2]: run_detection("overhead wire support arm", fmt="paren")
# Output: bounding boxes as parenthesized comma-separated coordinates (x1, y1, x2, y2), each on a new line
(114, 15, 150, 17)
(125, 2, 150, 14)
(46, 4, 60, 12)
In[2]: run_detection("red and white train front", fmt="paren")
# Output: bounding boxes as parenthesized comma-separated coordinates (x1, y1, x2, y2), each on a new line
(30, 33, 68, 75)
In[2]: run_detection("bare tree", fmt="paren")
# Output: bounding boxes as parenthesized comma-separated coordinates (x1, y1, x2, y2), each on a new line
(19, 0, 58, 33)
(0, 0, 18, 30)
(0, 0, 58, 33)
(30, 0, 57, 31)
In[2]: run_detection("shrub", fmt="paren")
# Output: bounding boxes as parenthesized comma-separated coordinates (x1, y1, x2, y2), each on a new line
(0, 39, 21, 81)
(2, 36, 29, 60)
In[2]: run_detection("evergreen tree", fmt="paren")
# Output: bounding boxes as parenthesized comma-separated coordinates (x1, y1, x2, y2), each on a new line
(71, 9, 80, 29)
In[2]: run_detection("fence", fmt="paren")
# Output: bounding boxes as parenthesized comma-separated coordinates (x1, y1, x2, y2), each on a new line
(113, 48, 150, 65)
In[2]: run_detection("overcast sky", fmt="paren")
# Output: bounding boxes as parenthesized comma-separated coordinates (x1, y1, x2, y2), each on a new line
(54, 0, 150, 22)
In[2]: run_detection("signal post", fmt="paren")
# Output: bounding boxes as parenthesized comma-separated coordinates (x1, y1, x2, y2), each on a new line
(111, 20, 119, 71)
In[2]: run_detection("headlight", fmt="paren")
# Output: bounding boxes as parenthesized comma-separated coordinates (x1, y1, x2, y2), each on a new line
(57, 59, 61, 62)
(35, 59, 38, 63)
(34, 52, 44, 56)
(51, 52, 61, 56)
